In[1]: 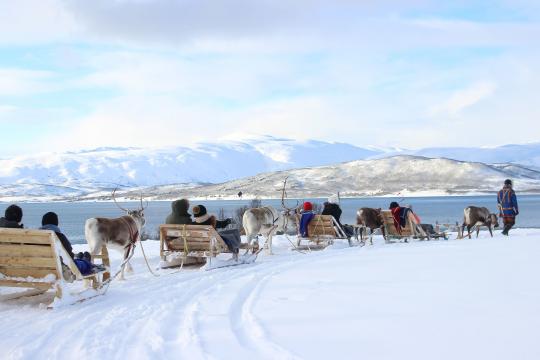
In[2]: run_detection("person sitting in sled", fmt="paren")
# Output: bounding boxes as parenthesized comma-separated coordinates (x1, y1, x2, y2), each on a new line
(40, 212, 104, 276)
(388, 201, 425, 236)
(299, 201, 316, 237)
(322, 195, 354, 237)
(165, 198, 193, 225)
(0, 204, 24, 229)
(192, 204, 239, 255)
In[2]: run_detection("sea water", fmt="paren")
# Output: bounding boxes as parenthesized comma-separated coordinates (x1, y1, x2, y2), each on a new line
(1, 195, 538, 244)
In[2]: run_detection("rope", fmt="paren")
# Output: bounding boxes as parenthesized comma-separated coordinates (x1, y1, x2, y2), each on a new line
(285, 233, 310, 254)
(100, 243, 136, 294)
(139, 239, 160, 277)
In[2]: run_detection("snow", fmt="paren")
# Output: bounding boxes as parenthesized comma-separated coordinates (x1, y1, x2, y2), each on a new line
(2, 138, 540, 201)
(0, 273, 56, 283)
(1, 229, 539, 359)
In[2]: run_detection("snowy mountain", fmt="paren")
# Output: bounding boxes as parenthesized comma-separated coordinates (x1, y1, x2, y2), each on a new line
(0, 136, 381, 190)
(405, 142, 540, 170)
(101, 155, 540, 201)
(1, 137, 540, 201)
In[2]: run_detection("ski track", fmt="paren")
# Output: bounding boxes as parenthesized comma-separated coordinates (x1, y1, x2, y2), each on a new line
(0, 241, 360, 360)
(1, 237, 460, 360)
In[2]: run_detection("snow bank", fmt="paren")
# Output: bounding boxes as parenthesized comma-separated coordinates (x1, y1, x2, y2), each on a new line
(1, 229, 539, 359)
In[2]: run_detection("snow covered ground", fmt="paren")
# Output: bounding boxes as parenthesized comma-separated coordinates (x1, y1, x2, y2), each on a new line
(1, 229, 539, 360)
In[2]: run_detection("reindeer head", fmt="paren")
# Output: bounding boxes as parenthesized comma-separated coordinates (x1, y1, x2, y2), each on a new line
(489, 213, 499, 228)
(279, 176, 300, 234)
(112, 188, 148, 227)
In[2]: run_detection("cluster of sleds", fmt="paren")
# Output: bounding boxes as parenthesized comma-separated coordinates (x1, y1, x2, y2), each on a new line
(0, 179, 519, 308)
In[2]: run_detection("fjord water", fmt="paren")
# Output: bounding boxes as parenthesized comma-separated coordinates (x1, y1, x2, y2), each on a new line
(2, 195, 539, 244)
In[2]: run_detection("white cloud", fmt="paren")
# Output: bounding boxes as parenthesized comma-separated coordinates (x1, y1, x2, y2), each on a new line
(0, 0, 78, 44)
(0, 69, 56, 96)
(429, 82, 497, 117)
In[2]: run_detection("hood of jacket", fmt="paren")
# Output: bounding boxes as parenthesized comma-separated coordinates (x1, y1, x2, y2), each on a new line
(171, 199, 190, 216)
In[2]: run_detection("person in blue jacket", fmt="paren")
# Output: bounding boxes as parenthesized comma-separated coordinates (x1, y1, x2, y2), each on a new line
(497, 179, 519, 236)
(299, 202, 315, 237)
(40, 212, 102, 276)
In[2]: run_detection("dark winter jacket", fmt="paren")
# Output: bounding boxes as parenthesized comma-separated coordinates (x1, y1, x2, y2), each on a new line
(0, 217, 23, 229)
(322, 203, 343, 226)
(165, 199, 193, 225)
(497, 186, 519, 218)
(299, 211, 315, 237)
(390, 207, 414, 234)
(40, 224, 74, 260)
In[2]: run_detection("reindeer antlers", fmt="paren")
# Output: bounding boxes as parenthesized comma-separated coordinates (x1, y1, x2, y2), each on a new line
(140, 192, 148, 211)
(112, 187, 148, 212)
(112, 187, 129, 212)
(281, 176, 299, 212)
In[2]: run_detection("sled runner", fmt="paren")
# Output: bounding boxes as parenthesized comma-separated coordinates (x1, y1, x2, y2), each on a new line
(296, 215, 351, 250)
(0, 228, 110, 308)
(159, 224, 256, 269)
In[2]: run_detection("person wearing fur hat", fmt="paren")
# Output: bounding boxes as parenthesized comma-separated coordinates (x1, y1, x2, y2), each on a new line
(322, 195, 343, 226)
(192, 204, 240, 254)
(192, 204, 231, 229)
(497, 179, 519, 235)
(299, 201, 316, 237)
(0, 204, 24, 228)
(322, 195, 354, 237)
(166, 199, 193, 225)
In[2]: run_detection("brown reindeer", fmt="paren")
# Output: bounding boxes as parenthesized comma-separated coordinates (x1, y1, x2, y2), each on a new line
(85, 189, 147, 280)
(462, 206, 499, 239)
(356, 207, 386, 245)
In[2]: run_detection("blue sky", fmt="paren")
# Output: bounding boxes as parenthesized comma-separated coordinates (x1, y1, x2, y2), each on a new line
(0, 0, 539, 157)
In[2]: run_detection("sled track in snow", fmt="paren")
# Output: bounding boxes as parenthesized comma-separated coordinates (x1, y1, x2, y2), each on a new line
(1, 242, 354, 359)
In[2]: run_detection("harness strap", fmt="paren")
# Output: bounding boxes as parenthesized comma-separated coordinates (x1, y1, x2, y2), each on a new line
(120, 216, 139, 244)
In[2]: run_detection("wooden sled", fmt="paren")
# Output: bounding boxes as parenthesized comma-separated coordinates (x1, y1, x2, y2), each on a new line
(296, 215, 351, 250)
(159, 224, 256, 269)
(0, 228, 110, 308)
(381, 210, 431, 243)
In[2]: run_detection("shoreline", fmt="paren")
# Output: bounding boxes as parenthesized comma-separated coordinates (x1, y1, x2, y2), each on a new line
(2, 192, 540, 204)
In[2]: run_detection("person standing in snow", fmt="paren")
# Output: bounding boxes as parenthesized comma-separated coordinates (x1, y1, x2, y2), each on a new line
(0, 204, 24, 228)
(165, 199, 193, 225)
(497, 179, 519, 236)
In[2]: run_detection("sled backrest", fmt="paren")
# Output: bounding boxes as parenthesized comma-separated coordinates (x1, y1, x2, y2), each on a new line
(297, 215, 345, 239)
(160, 224, 229, 257)
(0, 228, 62, 284)
(381, 210, 414, 236)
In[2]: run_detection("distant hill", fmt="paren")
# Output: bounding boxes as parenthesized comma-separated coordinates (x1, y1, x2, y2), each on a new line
(87, 155, 540, 201)
(1, 137, 539, 201)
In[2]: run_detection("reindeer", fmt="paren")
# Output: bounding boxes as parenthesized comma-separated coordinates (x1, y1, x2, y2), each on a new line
(356, 207, 386, 245)
(462, 206, 499, 239)
(242, 177, 299, 255)
(85, 189, 147, 280)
